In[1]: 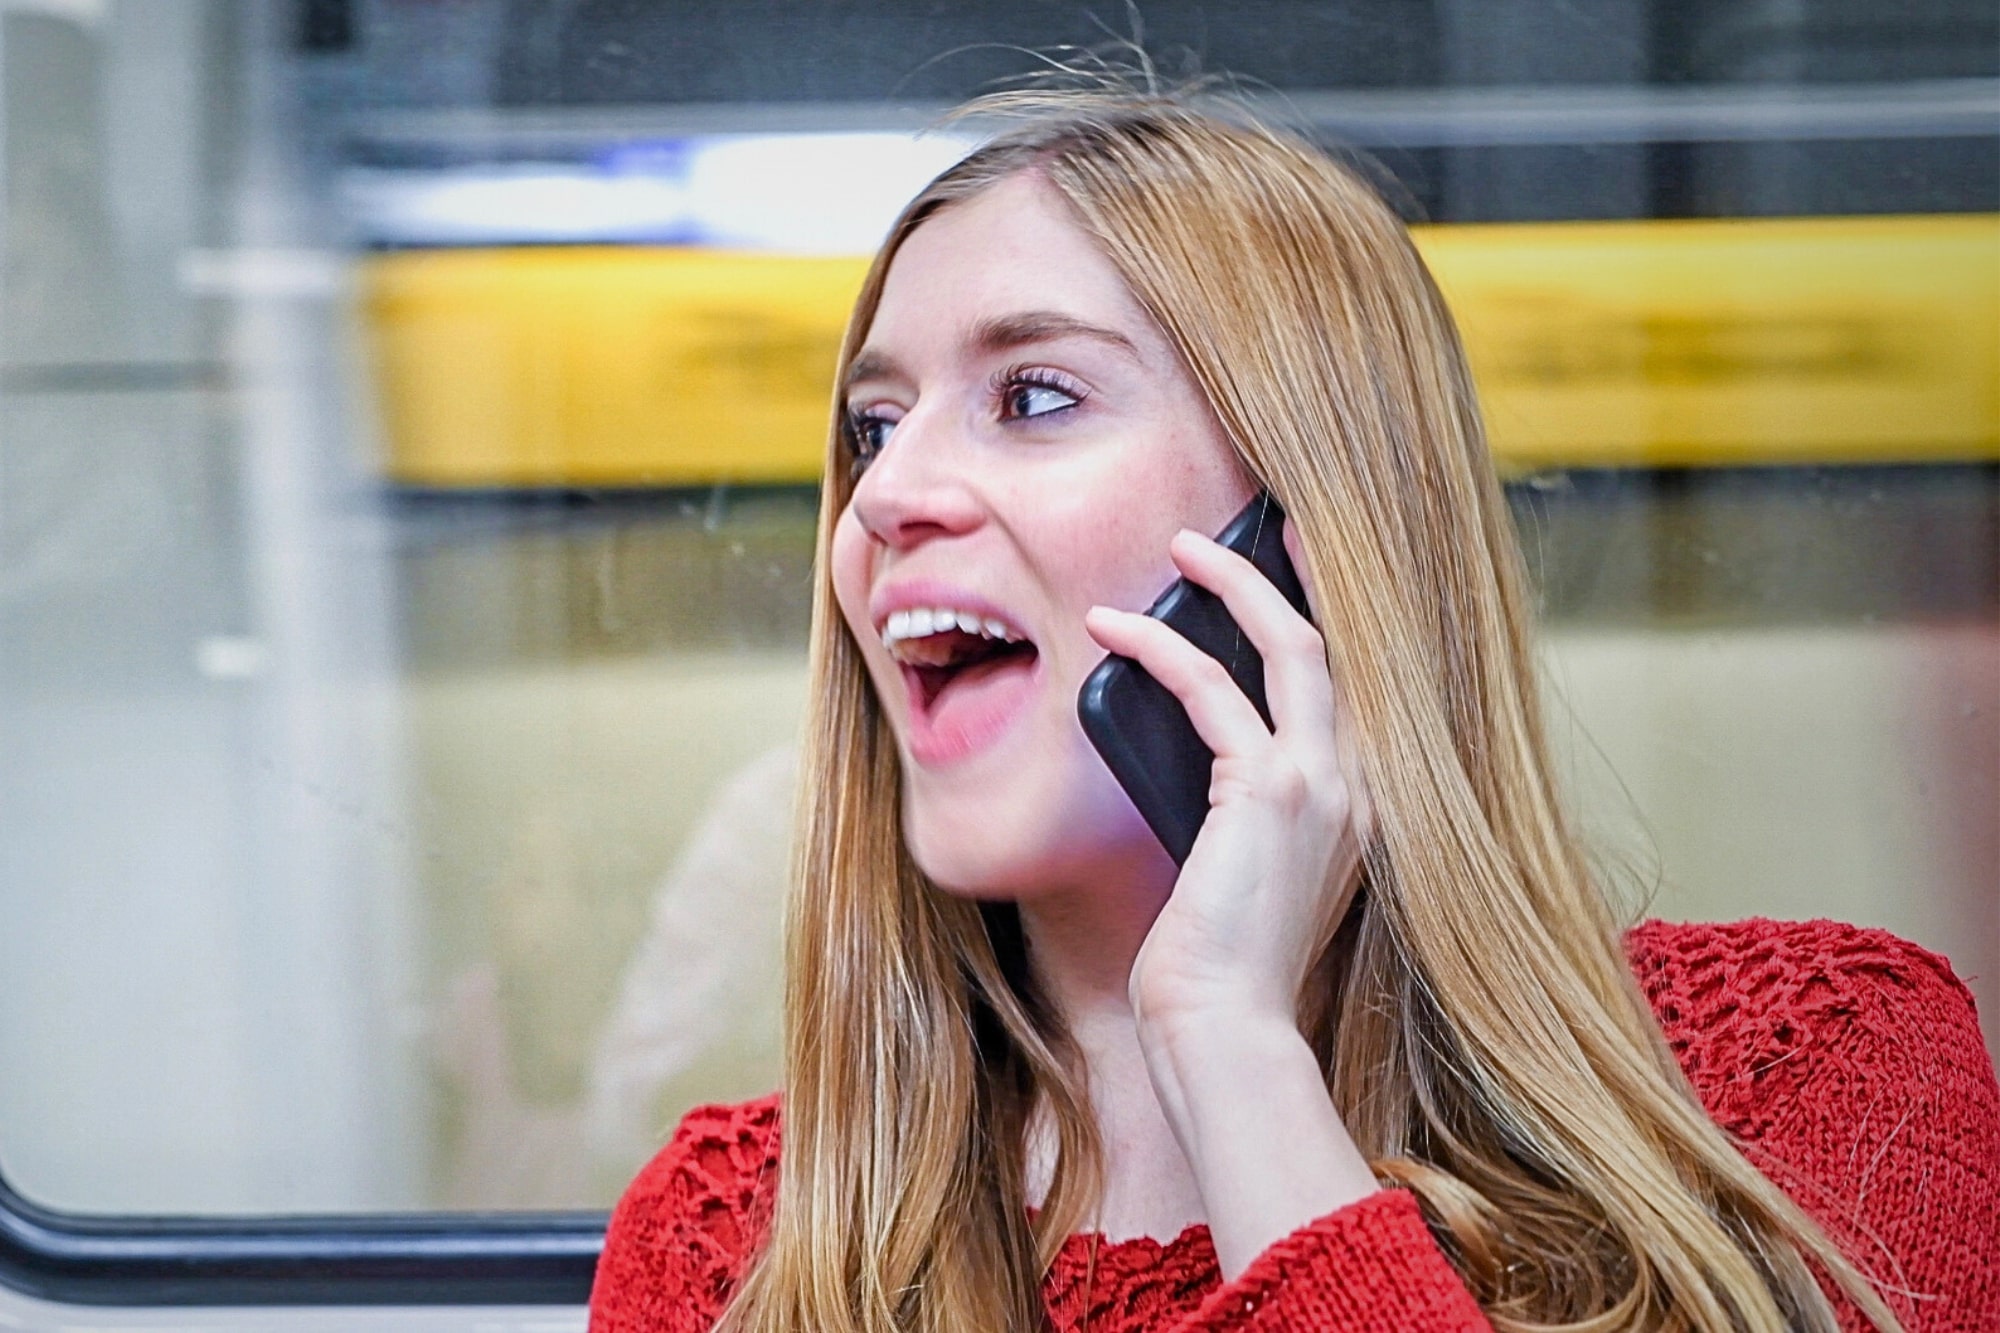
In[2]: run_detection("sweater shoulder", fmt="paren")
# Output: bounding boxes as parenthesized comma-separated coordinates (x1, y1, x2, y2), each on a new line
(1621, 916, 1984, 1118)
(588, 1094, 782, 1332)
(1622, 916, 2000, 1323)
(628, 1092, 784, 1211)
(1623, 916, 1977, 1055)
(1622, 913, 1968, 986)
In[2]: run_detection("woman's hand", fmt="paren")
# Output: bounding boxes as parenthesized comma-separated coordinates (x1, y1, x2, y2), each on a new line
(1082, 518, 1379, 1277)
(1082, 520, 1371, 1036)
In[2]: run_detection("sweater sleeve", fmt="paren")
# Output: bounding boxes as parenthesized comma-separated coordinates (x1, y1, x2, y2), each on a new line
(1635, 919, 2000, 1332)
(1175, 1190, 1492, 1332)
(1171, 917, 2000, 1333)
(588, 1095, 781, 1333)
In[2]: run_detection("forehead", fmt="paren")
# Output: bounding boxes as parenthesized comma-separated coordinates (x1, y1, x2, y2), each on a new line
(869, 172, 1155, 345)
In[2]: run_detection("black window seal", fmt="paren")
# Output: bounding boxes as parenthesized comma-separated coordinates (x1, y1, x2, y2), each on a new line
(0, 1170, 603, 1306)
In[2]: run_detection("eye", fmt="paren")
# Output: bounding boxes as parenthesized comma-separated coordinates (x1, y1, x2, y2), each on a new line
(997, 369, 1086, 423)
(844, 409, 898, 474)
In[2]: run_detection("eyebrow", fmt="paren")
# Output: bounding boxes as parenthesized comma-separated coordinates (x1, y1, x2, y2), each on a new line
(843, 310, 1141, 394)
(969, 310, 1141, 360)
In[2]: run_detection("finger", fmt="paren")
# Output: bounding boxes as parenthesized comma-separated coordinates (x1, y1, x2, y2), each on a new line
(1166, 529, 1336, 742)
(1084, 605, 1278, 762)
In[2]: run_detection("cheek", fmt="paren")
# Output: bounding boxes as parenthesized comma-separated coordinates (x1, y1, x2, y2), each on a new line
(829, 510, 909, 713)
(829, 509, 872, 638)
(1065, 529, 1163, 617)
(1001, 464, 1155, 577)
(1025, 471, 1235, 617)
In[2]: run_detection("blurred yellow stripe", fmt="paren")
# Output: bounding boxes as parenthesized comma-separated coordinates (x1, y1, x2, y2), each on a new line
(362, 248, 867, 487)
(360, 214, 2000, 486)
(1426, 214, 2000, 471)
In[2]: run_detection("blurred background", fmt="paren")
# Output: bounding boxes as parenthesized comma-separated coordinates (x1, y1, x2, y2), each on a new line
(0, 0, 1992, 1218)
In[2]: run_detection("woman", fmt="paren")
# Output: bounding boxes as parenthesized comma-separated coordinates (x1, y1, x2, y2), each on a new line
(589, 90, 1999, 1332)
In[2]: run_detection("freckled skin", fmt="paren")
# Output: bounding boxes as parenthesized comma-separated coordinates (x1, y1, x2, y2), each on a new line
(831, 174, 1255, 901)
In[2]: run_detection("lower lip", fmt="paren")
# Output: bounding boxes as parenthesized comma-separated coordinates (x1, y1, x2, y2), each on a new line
(901, 653, 1042, 767)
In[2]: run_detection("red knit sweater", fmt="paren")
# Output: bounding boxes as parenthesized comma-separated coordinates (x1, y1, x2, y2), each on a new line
(589, 918, 2000, 1331)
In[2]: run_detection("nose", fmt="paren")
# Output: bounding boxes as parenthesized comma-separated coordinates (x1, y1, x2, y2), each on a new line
(845, 409, 982, 552)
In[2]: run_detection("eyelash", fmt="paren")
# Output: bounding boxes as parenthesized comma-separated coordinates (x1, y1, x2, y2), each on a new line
(844, 367, 1088, 476)
(990, 365, 1089, 422)
(842, 409, 894, 478)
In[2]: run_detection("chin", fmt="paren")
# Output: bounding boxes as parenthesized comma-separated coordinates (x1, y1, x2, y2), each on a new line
(901, 800, 1042, 900)
(900, 776, 1170, 903)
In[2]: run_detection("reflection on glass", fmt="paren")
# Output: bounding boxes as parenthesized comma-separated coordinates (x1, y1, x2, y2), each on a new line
(0, 0, 1991, 1216)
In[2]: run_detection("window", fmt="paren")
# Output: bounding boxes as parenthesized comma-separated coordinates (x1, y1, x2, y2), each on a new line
(1, 0, 1992, 1313)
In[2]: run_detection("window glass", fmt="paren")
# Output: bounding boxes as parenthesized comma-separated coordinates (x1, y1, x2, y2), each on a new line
(0, 0, 1992, 1217)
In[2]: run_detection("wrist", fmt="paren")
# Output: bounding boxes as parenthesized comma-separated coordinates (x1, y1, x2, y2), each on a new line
(1133, 985, 1303, 1062)
(1134, 1004, 1379, 1279)
(1136, 1002, 1321, 1129)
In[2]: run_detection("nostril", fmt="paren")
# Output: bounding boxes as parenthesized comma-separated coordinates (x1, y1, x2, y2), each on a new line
(866, 513, 978, 553)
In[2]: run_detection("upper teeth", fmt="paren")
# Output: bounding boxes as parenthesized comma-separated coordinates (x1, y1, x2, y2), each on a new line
(882, 607, 1021, 651)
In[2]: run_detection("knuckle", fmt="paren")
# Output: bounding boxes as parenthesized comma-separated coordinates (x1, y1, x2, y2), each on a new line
(1301, 755, 1344, 796)
(1209, 773, 1253, 806)
(1290, 620, 1326, 658)
(1191, 653, 1234, 691)
(1263, 762, 1311, 813)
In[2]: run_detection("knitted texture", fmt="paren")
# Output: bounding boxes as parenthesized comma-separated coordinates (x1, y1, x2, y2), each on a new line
(588, 919, 2000, 1331)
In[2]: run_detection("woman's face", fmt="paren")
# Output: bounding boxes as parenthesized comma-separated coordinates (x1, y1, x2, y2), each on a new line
(832, 172, 1255, 899)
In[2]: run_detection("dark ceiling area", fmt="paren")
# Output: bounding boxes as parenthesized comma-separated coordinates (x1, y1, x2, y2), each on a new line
(300, 0, 1999, 106)
(296, 0, 1998, 223)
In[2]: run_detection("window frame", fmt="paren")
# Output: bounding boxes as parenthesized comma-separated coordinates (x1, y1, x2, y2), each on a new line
(0, 1170, 601, 1306)
(2, 36, 1989, 1309)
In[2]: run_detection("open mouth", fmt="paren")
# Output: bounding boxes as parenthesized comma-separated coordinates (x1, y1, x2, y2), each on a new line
(883, 608, 1040, 712)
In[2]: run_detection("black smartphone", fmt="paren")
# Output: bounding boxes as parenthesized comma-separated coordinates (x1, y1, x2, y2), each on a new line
(1077, 493, 1312, 865)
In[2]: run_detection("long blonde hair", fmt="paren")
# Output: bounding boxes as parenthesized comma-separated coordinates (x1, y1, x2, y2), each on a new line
(718, 91, 1902, 1333)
